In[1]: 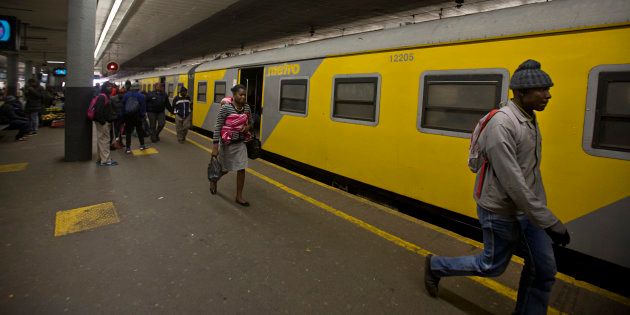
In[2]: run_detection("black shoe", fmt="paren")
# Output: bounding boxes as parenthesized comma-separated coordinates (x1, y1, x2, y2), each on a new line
(424, 254, 440, 297)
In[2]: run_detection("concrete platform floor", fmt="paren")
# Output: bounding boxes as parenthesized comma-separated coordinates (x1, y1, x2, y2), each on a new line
(0, 124, 628, 314)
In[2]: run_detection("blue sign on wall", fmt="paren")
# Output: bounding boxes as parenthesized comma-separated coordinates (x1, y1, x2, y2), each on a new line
(53, 67, 67, 77)
(0, 15, 19, 51)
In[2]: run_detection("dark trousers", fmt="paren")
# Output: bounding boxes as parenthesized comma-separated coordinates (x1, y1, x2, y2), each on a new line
(124, 115, 145, 148)
(8, 120, 30, 139)
(147, 111, 165, 141)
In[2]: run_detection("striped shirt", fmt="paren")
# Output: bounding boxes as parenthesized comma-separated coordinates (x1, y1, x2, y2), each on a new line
(213, 103, 253, 144)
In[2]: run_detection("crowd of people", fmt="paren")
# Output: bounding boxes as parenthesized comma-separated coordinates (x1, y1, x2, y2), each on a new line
(90, 80, 195, 166)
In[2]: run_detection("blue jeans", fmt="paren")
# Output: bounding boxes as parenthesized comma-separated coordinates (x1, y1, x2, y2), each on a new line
(28, 112, 39, 132)
(431, 206, 556, 315)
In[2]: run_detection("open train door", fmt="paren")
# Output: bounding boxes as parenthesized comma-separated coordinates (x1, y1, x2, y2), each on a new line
(239, 67, 264, 137)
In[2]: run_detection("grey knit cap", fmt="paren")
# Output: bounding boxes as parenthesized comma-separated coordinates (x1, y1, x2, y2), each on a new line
(509, 59, 553, 90)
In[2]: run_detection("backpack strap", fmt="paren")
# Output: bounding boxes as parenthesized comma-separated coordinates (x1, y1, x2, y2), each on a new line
(499, 104, 523, 144)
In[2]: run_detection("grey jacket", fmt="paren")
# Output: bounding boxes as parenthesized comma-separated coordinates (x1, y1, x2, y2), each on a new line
(474, 101, 558, 229)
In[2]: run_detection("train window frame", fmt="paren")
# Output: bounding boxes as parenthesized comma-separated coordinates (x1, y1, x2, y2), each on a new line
(214, 81, 227, 104)
(197, 81, 208, 103)
(279, 77, 309, 117)
(330, 74, 381, 126)
(583, 64, 630, 160)
(417, 68, 509, 139)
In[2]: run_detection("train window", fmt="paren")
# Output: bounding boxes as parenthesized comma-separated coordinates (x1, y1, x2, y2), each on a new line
(214, 81, 226, 103)
(418, 69, 509, 138)
(167, 83, 174, 97)
(279, 78, 308, 115)
(583, 65, 630, 160)
(197, 81, 207, 102)
(331, 75, 381, 125)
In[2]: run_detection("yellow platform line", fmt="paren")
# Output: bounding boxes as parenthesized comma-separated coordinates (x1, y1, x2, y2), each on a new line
(167, 123, 629, 307)
(0, 162, 28, 173)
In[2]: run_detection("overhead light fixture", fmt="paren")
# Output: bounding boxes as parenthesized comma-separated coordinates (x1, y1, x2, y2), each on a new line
(94, 0, 123, 59)
(47, 61, 65, 64)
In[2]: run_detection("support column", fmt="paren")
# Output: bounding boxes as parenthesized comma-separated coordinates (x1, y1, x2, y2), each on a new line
(65, 0, 96, 161)
(6, 53, 18, 97)
(23, 60, 33, 84)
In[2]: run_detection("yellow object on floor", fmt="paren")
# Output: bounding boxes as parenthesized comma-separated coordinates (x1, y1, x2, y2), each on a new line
(0, 162, 28, 173)
(132, 147, 158, 156)
(54, 202, 120, 237)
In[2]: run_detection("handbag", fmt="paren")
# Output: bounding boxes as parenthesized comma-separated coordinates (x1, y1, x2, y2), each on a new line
(246, 136, 261, 160)
(207, 156, 223, 182)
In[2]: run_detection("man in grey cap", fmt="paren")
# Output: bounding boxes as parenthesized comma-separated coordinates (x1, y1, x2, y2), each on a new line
(424, 60, 570, 314)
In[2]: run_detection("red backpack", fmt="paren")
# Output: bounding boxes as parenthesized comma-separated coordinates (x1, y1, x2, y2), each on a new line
(87, 93, 109, 121)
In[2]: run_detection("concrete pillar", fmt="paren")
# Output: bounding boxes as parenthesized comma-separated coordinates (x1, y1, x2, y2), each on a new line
(65, 0, 96, 161)
(6, 53, 18, 96)
(23, 60, 33, 84)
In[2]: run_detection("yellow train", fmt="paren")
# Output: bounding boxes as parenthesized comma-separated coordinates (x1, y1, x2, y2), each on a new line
(118, 0, 630, 274)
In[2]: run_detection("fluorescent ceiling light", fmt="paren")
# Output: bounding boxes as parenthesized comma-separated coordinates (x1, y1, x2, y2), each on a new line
(94, 0, 123, 59)
(47, 61, 65, 64)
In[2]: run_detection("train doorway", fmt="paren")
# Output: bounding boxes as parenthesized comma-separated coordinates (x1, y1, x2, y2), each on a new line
(239, 67, 264, 136)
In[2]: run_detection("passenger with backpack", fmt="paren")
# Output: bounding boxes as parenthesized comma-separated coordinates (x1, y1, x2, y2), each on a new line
(121, 82, 148, 154)
(424, 60, 570, 314)
(89, 82, 118, 166)
(171, 86, 192, 143)
(146, 83, 171, 142)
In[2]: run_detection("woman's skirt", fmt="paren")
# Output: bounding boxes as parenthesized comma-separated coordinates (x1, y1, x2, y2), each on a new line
(218, 141, 248, 171)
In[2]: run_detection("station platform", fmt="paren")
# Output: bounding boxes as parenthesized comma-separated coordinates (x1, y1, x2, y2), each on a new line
(0, 124, 628, 314)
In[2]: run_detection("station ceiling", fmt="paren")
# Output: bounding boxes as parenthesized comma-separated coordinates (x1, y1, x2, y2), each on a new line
(1, 0, 546, 76)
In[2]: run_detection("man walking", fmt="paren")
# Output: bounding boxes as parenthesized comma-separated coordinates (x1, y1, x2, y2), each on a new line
(121, 82, 148, 153)
(171, 86, 192, 143)
(146, 83, 171, 142)
(424, 60, 570, 314)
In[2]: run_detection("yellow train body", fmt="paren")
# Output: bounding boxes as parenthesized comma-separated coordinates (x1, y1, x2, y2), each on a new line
(263, 26, 630, 221)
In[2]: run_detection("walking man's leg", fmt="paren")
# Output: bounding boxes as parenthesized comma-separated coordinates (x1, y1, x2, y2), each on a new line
(137, 116, 146, 147)
(513, 216, 557, 314)
(125, 116, 133, 151)
(175, 115, 184, 143)
(426, 206, 519, 296)
(155, 112, 165, 141)
(182, 115, 191, 141)
(148, 112, 157, 142)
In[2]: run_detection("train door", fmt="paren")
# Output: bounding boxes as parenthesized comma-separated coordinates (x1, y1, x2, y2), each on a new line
(239, 67, 264, 136)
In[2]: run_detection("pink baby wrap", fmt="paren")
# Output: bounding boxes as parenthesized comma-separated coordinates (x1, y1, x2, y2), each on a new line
(221, 113, 252, 144)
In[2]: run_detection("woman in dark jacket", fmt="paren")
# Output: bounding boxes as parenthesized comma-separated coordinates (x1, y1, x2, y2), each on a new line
(24, 79, 44, 134)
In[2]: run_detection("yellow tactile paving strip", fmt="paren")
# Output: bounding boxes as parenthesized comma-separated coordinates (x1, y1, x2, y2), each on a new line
(0, 162, 28, 173)
(132, 147, 159, 156)
(54, 202, 120, 237)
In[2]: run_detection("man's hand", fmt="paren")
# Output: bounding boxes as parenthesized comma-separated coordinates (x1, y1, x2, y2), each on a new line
(545, 221, 570, 246)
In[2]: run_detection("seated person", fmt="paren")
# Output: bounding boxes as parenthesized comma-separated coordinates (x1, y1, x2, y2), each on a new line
(0, 96, 31, 141)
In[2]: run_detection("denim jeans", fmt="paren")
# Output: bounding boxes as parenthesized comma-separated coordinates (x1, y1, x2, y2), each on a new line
(431, 206, 556, 315)
(29, 112, 39, 132)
